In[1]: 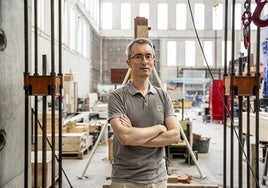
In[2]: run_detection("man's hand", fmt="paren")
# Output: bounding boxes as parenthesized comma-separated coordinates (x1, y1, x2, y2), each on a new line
(110, 114, 169, 146)
(120, 115, 132, 127)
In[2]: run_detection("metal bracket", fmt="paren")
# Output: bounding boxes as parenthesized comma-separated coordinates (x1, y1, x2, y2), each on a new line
(224, 75, 261, 96)
(24, 75, 62, 96)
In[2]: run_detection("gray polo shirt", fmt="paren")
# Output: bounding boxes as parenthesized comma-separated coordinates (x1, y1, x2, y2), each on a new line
(108, 81, 175, 184)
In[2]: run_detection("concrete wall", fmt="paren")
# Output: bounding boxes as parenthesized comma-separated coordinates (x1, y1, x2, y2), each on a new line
(0, 1, 98, 187)
(0, 0, 30, 187)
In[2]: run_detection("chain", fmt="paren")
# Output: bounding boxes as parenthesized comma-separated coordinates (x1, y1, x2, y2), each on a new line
(241, 0, 252, 49)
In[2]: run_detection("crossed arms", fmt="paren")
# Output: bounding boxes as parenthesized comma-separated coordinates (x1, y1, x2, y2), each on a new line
(109, 115, 180, 147)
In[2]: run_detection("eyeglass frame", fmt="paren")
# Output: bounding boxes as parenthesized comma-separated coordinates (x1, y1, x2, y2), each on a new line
(129, 53, 155, 62)
(126, 38, 155, 60)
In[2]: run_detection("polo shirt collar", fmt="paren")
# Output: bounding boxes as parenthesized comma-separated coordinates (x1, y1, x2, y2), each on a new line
(126, 80, 156, 96)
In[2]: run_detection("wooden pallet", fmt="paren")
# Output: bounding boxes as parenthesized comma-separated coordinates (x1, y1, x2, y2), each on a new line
(62, 146, 91, 159)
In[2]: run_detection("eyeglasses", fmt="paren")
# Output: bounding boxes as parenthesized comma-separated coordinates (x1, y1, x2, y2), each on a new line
(129, 54, 155, 62)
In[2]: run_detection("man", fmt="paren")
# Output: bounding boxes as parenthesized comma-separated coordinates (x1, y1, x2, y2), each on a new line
(108, 38, 180, 188)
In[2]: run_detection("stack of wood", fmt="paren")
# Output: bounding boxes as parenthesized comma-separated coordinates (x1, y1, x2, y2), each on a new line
(31, 151, 59, 187)
(37, 111, 60, 134)
(34, 121, 94, 159)
(64, 122, 90, 133)
(35, 132, 93, 153)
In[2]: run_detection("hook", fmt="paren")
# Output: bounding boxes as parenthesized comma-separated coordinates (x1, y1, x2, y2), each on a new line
(252, 0, 268, 27)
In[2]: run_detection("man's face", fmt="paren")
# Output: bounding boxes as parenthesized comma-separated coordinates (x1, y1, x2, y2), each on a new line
(126, 43, 155, 78)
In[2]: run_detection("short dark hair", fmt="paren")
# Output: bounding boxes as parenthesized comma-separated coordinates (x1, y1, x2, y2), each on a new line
(126, 38, 155, 60)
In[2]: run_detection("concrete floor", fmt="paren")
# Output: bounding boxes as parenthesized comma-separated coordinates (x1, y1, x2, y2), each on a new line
(59, 107, 268, 188)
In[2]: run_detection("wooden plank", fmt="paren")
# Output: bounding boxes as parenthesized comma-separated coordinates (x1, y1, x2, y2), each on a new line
(34, 133, 93, 152)
(102, 175, 219, 188)
(102, 183, 219, 188)
(167, 183, 218, 188)
(66, 123, 90, 133)
(62, 146, 90, 159)
(31, 151, 59, 188)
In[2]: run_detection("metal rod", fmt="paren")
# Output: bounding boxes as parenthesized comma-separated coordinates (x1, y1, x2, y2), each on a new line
(42, 55, 48, 188)
(24, 0, 29, 74)
(51, 88, 56, 188)
(238, 58, 243, 188)
(59, 0, 62, 75)
(34, 0, 38, 75)
(79, 122, 108, 178)
(51, 0, 55, 74)
(58, 95, 63, 188)
(255, 26, 261, 187)
(223, 0, 229, 187)
(34, 96, 38, 188)
(246, 5, 251, 187)
(246, 95, 251, 188)
(24, 0, 29, 187)
(50, 1, 56, 186)
(58, 0, 63, 186)
(230, 0, 236, 186)
(24, 84, 29, 188)
(230, 82, 235, 188)
(34, 0, 39, 186)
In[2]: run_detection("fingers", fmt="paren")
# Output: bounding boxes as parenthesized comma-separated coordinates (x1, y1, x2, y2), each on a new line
(120, 115, 132, 127)
(158, 124, 167, 132)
